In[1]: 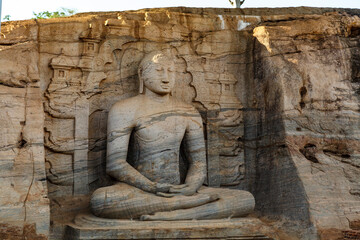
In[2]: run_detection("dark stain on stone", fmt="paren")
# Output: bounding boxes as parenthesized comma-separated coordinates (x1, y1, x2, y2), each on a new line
(299, 86, 307, 109)
(17, 133, 28, 148)
(300, 86, 307, 97)
(349, 40, 360, 99)
(343, 230, 360, 240)
(300, 143, 319, 163)
(23, 224, 48, 240)
(134, 20, 140, 39)
(18, 139, 27, 148)
(299, 101, 305, 109)
(323, 143, 351, 158)
(0, 223, 48, 240)
(350, 219, 360, 231)
(349, 26, 360, 37)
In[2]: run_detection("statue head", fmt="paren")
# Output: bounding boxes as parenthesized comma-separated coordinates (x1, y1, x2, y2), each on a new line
(138, 51, 175, 95)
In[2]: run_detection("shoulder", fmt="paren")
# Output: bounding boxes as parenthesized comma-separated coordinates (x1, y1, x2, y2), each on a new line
(170, 98, 203, 126)
(108, 95, 143, 126)
(109, 95, 142, 115)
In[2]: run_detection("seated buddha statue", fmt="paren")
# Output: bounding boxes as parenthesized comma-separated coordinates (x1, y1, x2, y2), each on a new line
(90, 51, 255, 220)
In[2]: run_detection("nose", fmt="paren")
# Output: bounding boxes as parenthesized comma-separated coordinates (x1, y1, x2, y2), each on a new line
(162, 71, 169, 83)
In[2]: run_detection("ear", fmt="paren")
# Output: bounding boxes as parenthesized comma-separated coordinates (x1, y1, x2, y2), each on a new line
(138, 67, 144, 94)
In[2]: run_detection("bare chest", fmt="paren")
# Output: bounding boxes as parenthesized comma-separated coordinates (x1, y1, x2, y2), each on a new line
(131, 112, 189, 184)
(134, 112, 188, 146)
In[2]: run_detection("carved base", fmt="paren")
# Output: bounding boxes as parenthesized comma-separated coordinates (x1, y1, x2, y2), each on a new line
(65, 213, 278, 240)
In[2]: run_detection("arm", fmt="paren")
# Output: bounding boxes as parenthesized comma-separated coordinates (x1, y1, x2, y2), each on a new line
(106, 102, 170, 193)
(167, 108, 207, 196)
(183, 110, 207, 192)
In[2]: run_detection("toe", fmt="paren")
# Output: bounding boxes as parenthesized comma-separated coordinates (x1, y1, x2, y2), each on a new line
(209, 193, 220, 201)
(140, 215, 151, 221)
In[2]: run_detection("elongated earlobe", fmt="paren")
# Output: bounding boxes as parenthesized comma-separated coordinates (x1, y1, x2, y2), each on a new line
(139, 77, 144, 94)
(138, 68, 144, 94)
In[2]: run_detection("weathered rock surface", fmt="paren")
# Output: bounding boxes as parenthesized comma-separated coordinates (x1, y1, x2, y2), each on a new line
(250, 11, 360, 239)
(0, 41, 49, 238)
(66, 214, 278, 240)
(0, 6, 359, 240)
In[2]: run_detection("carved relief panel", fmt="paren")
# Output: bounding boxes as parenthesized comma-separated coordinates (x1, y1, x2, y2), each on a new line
(44, 12, 253, 223)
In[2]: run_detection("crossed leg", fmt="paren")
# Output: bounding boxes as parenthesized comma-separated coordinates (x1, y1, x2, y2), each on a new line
(90, 183, 219, 219)
(90, 183, 254, 220)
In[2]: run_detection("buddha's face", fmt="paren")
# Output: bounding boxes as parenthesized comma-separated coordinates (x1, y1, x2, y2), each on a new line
(141, 54, 175, 95)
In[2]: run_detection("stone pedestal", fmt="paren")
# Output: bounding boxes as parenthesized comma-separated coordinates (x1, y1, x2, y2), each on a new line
(65, 214, 277, 240)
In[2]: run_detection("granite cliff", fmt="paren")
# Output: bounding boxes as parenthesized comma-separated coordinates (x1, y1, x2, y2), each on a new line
(0, 7, 359, 240)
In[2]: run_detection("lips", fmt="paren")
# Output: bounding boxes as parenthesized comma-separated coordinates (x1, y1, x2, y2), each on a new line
(160, 84, 170, 89)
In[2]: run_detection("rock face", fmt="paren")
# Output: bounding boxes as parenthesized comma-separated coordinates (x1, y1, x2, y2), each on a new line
(251, 12, 360, 239)
(0, 6, 359, 240)
(0, 39, 49, 239)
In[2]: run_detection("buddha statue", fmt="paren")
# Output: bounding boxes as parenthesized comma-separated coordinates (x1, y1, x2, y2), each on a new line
(90, 51, 255, 220)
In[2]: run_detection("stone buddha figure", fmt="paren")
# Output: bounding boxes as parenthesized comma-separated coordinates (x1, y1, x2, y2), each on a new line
(90, 51, 255, 220)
